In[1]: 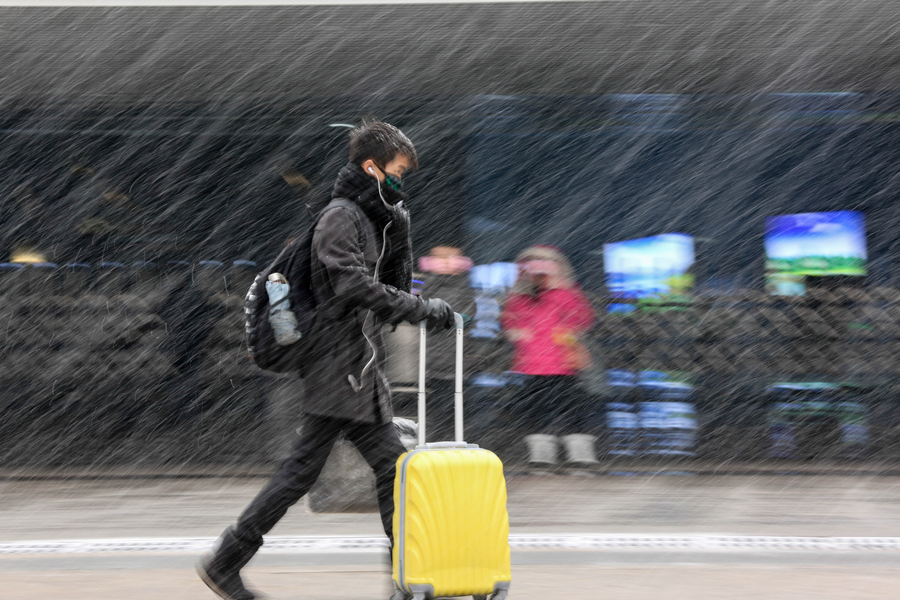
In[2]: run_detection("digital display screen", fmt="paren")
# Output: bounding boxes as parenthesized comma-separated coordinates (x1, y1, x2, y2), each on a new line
(469, 262, 519, 339)
(765, 211, 866, 295)
(603, 234, 695, 311)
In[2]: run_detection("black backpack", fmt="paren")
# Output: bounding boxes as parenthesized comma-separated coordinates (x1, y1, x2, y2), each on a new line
(244, 199, 359, 374)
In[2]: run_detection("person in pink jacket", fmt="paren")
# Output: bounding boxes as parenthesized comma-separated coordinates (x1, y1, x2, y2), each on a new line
(500, 246, 596, 462)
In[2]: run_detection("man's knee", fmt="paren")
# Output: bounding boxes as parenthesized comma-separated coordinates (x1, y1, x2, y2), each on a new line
(371, 447, 401, 476)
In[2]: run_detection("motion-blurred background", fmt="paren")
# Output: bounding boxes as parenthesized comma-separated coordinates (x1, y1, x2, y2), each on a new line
(2, 1, 900, 470)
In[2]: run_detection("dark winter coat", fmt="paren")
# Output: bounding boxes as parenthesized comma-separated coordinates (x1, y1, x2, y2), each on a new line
(303, 163, 428, 423)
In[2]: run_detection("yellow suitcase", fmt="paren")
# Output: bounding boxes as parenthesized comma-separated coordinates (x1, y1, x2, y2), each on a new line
(391, 317, 511, 600)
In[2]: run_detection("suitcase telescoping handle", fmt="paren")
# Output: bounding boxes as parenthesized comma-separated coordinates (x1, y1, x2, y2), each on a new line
(417, 313, 465, 446)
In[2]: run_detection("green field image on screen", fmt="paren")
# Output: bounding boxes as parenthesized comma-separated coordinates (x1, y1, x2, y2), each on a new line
(766, 256, 866, 276)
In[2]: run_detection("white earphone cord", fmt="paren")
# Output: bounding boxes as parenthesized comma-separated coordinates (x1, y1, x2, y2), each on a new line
(348, 174, 395, 393)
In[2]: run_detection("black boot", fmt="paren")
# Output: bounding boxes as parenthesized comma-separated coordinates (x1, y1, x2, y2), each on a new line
(197, 527, 262, 600)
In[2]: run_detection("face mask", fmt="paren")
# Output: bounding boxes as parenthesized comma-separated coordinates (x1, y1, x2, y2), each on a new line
(376, 164, 403, 191)
(384, 172, 403, 192)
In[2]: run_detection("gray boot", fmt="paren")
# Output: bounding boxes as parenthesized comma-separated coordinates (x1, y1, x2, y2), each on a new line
(197, 527, 262, 600)
(562, 434, 599, 466)
(524, 434, 559, 466)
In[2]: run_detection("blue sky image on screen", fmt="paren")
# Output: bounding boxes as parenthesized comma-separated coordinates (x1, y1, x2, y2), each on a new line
(765, 211, 866, 276)
(603, 234, 695, 299)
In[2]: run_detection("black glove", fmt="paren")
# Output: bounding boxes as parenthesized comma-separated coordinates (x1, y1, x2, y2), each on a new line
(423, 298, 454, 331)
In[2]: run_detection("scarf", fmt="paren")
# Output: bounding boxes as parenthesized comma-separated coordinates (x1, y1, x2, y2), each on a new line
(330, 162, 413, 293)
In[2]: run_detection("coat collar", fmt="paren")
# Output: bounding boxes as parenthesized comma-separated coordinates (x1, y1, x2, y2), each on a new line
(331, 162, 408, 227)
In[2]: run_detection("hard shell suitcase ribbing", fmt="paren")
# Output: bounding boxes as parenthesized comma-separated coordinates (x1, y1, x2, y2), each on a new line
(392, 314, 511, 600)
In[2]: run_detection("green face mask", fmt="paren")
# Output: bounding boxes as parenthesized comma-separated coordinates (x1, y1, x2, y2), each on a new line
(384, 172, 403, 192)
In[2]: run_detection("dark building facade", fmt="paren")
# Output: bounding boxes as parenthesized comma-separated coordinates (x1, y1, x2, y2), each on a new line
(2, 1, 900, 280)
(3, 2, 900, 467)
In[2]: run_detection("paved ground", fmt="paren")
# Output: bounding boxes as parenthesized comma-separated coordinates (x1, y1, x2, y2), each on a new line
(1, 465, 899, 599)
(3, 467, 900, 540)
(3, 564, 900, 600)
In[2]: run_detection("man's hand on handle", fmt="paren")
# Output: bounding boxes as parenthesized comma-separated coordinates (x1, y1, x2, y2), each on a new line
(423, 298, 455, 331)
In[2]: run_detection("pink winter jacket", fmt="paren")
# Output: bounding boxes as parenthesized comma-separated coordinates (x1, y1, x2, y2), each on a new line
(500, 287, 596, 376)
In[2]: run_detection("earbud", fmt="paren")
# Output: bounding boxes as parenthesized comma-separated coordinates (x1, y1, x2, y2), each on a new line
(368, 167, 375, 174)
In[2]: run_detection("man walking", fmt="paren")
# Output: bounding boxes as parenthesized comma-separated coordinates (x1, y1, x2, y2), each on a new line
(198, 120, 455, 600)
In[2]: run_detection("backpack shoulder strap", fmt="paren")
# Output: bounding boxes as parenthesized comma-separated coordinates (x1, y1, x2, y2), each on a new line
(317, 198, 365, 249)
(328, 198, 357, 211)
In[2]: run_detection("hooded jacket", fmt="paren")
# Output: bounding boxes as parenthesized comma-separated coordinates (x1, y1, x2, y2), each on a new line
(304, 163, 428, 423)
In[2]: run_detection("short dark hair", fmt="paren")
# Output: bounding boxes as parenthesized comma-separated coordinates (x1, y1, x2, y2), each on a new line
(349, 120, 418, 171)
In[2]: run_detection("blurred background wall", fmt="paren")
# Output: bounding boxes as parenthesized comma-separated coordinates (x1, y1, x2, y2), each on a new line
(2, 1, 900, 468)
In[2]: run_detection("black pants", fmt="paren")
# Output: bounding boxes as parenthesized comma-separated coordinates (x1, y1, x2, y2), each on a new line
(514, 375, 582, 436)
(232, 413, 407, 549)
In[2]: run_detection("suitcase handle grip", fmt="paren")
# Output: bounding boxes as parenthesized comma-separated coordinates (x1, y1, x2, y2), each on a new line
(417, 313, 465, 446)
(418, 442, 480, 450)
